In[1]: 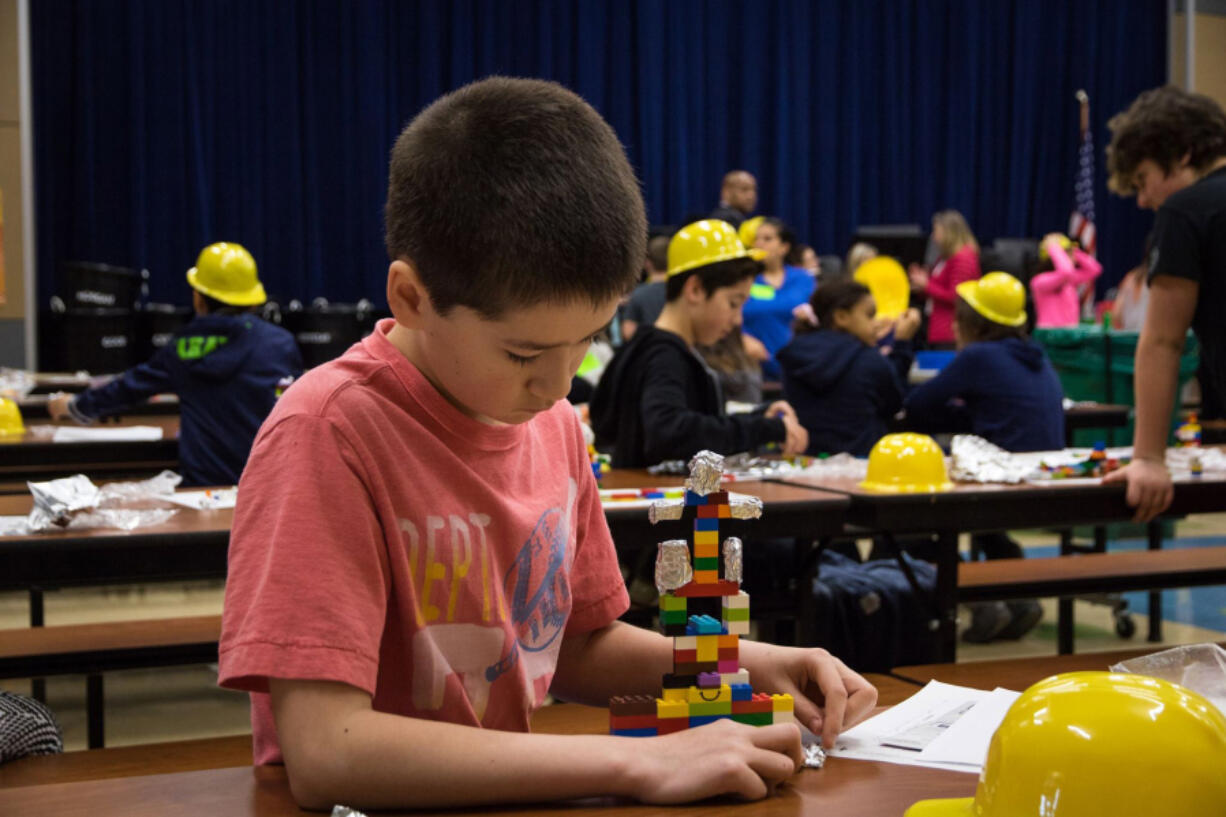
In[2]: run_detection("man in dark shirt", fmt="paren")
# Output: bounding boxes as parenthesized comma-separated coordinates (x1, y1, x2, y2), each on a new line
(709, 170, 758, 229)
(1102, 86, 1226, 520)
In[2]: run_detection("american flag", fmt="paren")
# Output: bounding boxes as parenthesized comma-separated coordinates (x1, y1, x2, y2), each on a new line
(1068, 93, 1097, 255)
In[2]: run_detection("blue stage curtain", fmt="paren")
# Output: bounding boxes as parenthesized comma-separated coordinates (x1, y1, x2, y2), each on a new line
(30, 0, 1165, 306)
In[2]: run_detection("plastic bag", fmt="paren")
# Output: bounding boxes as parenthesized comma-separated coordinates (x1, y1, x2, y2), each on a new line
(1110, 643, 1226, 715)
(24, 471, 182, 533)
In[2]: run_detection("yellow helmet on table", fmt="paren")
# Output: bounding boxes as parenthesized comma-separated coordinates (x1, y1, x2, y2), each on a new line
(667, 220, 766, 278)
(955, 271, 1026, 327)
(906, 671, 1226, 817)
(185, 242, 266, 306)
(860, 432, 952, 493)
(0, 398, 24, 435)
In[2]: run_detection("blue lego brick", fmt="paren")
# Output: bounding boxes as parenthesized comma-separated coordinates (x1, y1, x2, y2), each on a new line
(612, 727, 659, 737)
(731, 683, 753, 701)
(643, 490, 664, 499)
(685, 490, 707, 506)
(694, 518, 720, 531)
(687, 614, 723, 635)
(689, 714, 732, 727)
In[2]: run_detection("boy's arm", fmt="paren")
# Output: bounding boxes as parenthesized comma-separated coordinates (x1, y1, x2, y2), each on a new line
(62, 349, 176, 422)
(271, 676, 802, 810)
(902, 351, 973, 431)
(1103, 275, 1197, 520)
(552, 621, 877, 749)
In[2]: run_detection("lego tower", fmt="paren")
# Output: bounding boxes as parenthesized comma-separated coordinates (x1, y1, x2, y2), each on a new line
(609, 451, 794, 735)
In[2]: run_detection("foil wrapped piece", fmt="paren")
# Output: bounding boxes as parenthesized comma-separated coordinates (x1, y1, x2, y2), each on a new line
(721, 537, 743, 584)
(648, 500, 683, 524)
(28, 475, 100, 526)
(803, 741, 827, 769)
(331, 808, 370, 817)
(655, 539, 693, 592)
(686, 450, 725, 495)
(729, 495, 764, 520)
(949, 435, 1030, 484)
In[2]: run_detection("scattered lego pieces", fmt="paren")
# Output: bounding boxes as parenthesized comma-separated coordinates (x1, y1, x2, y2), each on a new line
(1175, 414, 1202, 448)
(1038, 442, 1130, 479)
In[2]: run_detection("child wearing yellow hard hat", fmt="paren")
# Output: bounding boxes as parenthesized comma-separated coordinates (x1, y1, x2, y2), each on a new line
(590, 218, 809, 467)
(903, 271, 1064, 642)
(49, 242, 302, 485)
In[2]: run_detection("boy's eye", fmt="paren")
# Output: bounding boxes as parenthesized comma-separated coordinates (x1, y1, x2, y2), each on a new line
(506, 351, 538, 366)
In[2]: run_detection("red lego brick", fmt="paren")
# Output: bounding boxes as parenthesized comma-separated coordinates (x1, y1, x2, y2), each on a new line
(609, 695, 658, 716)
(610, 713, 659, 731)
(707, 491, 729, 504)
(673, 580, 741, 598)
(717, 647, 739, 661)
(673, 648, 698, 664)
(696, 504, 720, 518)
(656, 717, 689, 734)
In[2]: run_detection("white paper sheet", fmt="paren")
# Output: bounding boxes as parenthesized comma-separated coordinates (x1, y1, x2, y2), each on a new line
(0, 515, 30, 536)
(919, 687, 1020, 766)
(165, 488, 238, 510)
(52, 426, 165, 442)
(828, 680, 1018, 773)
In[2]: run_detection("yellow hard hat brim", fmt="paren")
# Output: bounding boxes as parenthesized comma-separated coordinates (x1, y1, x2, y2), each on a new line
(904, 797, 975, 817)
(668, 247, 766, 278)
(858, 479, 954, 493)
(955, 280, 1026, 327)
(186, 267, 267, 306)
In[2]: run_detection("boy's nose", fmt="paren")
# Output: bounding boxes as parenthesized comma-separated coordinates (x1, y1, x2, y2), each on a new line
(531, 361, 573, 404)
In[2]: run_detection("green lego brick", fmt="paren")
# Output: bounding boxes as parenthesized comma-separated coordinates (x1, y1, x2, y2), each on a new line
(732, 712, 774, 726)
(688, 701, 733, 717)
(723, 606, 750, 621)
(693, 556, 720, 571)
(661, 609, 688, 624)
(659, 594, 688, 612)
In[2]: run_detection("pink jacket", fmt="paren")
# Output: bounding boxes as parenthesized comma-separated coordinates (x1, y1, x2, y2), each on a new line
(923, 246, 980, 344)
(1030, 240, 1102, 328)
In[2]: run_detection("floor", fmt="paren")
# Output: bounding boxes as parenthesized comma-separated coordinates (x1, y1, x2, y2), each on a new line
(3, 515, 1225, 751)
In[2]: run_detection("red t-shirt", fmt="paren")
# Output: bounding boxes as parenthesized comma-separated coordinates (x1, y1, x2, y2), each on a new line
(218, 320, 629, 764)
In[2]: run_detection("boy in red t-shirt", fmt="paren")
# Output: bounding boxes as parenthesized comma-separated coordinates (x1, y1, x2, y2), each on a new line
(218, 77, 876, 811)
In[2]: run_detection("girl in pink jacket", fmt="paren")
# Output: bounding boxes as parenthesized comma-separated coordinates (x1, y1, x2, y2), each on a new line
(1030, 233, 1102, 328)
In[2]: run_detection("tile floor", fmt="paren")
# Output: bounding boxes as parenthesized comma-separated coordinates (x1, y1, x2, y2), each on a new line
(3, 515, 1225, 751)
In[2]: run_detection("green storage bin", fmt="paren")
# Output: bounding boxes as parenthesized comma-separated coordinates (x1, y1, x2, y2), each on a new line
(1034, 326, 1199, 447)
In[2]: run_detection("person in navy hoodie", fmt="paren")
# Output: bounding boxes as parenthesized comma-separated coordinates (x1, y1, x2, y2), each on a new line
(778, 279, 921, 456)
(904, 271, 1063, 642)
(49, 242, 302, 486)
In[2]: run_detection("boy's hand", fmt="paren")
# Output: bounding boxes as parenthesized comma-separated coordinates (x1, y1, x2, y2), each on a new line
(742, 333, 770, 362)
(765, 401, 797, 424)
(1103, 458, 1174, 522)
(741, 642, 878, 749)
(622, 720, 802, 803)
(894, 308, 922, 341)
(47, 393, 73, 421)
(780, 416, 809, 456)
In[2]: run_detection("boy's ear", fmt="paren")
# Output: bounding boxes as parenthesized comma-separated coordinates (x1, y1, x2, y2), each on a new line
(681, 273, 708, 304)
(387, 259, 432, 327)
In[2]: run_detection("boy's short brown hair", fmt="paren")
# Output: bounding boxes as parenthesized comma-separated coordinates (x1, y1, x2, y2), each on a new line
(386, 77, 646, 319)
(1106, 85, 1226, 194)
(955, 298, 1027, 344)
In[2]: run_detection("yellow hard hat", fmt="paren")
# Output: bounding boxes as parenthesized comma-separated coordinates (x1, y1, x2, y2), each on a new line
(737, 216, 765, 249)
(667, 220, 766, 278)
(1038, 232, 1075, 262)
(860, 432, 952, 493)
(853, 256, 910, 319)
(0, 397, 24, 436)
(955, 271, 1026, 327)
(906, 671, 1226, 817)
(185, 242, 266, 306)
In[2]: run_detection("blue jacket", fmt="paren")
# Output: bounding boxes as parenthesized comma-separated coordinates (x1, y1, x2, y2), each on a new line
(741, 266, 816, 381)
(778, 330, 913, 456)
(903, 337, 1064, 452)
(71, 314, 302, 486)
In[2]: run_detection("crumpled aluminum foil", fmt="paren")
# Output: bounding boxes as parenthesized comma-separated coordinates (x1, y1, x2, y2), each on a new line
(949, 435, 1032, 484)
(655, 539, 693, 592)
(722, 537, 743, 583)
(24, 471, 182, 533)
(648, 500, 684, 524)
(729, 495, 763, 520)
(803, 741, 827, 768)
(686, 450, 725, 495)
(0, 367, 36, 400)
(331, 808, 369, 817)
(1167, 446, 1226, 473)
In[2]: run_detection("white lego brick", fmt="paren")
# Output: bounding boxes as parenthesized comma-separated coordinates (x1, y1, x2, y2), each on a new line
(672, 636, 698, 650)
(721, 669, 751, 686)
(721, 591, 750, 609)
(725, 619, 750, 635)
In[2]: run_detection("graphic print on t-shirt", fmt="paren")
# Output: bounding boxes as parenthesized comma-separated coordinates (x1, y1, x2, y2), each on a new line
(406, 478, 578, 719)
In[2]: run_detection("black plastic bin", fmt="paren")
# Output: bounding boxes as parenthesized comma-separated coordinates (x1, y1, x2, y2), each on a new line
(281, 299, 375, 368)
(45, 307, 138, 374)
(61, 262, 146, 309)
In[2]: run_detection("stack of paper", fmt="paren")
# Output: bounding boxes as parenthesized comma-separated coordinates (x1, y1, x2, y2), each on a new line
(826, 680, 1020, 774)
(52, 426, 165, 442)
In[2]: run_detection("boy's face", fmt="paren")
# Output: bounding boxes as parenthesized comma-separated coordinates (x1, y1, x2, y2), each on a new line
(693, 278, 753, 347)
(1132, 158, 1197, 210)
(388, 262, 617, 424)
(834, 296, 878, 347)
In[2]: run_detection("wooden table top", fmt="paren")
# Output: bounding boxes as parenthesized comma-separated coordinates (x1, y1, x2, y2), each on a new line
(4, 414, 180, 445)
(17, 393, 180, 420)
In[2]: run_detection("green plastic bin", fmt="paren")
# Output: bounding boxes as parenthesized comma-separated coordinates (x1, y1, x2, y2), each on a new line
(1034, 326, 1199, 447)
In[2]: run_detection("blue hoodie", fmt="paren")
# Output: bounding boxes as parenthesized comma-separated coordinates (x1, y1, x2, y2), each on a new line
(778, 330, 913, 457)
(903, 337, 1064, 452)
(71, 313, 302, 486)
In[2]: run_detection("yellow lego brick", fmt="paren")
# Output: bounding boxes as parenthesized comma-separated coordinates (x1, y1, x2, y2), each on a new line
(657, 698, 689, 719)
(771, 694, 795, 712)
(688, 684, 731, 703)
(718, 504, 731, 518)
(717, 634, 739, 648)
(693, 542, 719, 558)
(694, 569, 718, 583)
(693, 530, 719, 546)
(695, 635, 718, 662)
(663, 688, 688, 701)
